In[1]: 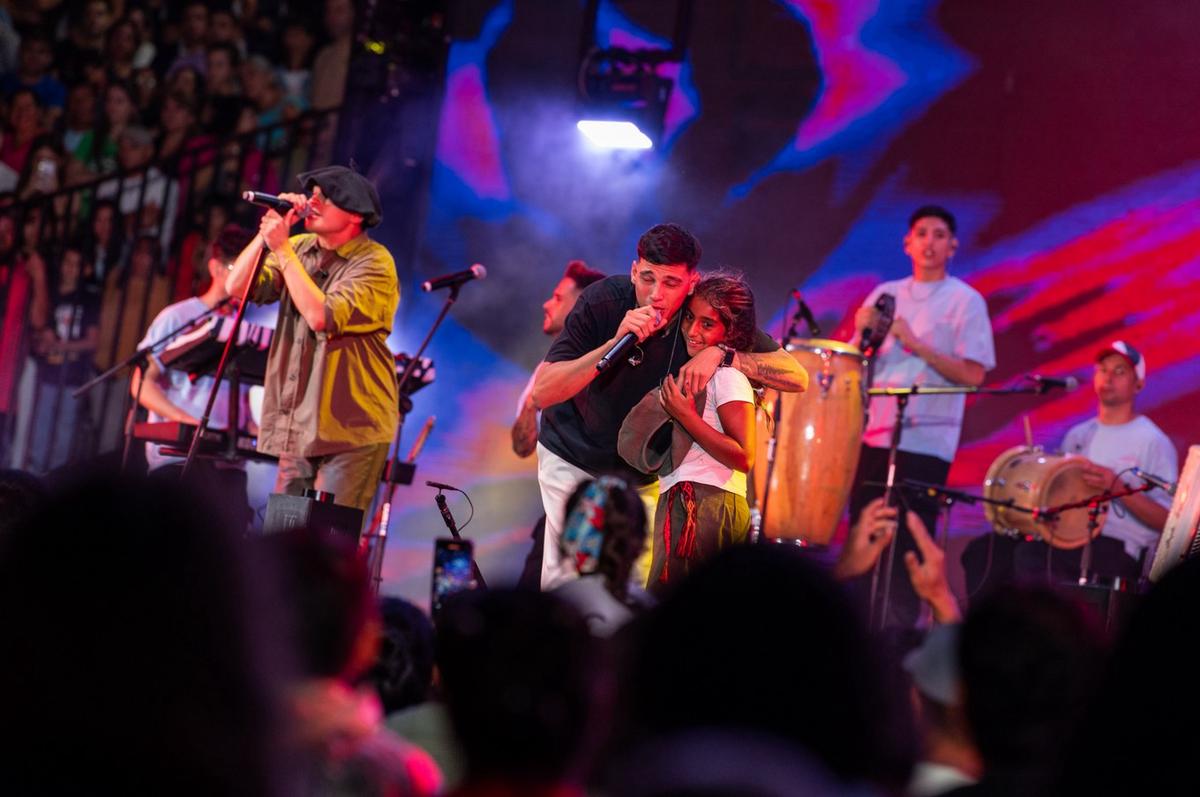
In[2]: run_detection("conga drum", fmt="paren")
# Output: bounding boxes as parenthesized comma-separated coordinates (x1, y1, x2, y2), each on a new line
(752, 339, 865, 544)
(983, 446, 1107, 549)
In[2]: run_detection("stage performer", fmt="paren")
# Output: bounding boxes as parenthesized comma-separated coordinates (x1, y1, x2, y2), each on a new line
(532, 223, 807, 590)
(651, 273, 759, 591)
(133, 224, 255, 471)
(512, 259, 605, 589)
(846, 204, 995, 627)
(226, 165, 397, 515)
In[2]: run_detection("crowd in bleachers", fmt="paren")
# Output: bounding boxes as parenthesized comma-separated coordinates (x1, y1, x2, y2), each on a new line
(0, 467, 1195, 797)
(0, 0, 356, 472)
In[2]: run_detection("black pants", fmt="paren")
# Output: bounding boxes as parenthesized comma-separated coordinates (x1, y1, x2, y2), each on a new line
(847, 444, 952, 629)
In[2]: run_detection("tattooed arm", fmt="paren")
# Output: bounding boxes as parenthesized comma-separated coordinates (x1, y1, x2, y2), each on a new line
(731, 348, 808, 393)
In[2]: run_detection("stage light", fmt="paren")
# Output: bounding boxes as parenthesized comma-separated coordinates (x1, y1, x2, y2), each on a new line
(576, 120, 653, 150)
(577, 47, 673, 150)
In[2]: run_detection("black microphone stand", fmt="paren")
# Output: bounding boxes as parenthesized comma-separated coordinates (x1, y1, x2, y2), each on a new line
(432, 485, 487, 589)
(865, 381, 1059, 632)
(1034, 481, 1156, 585)
(180, 249, 266, 479)
(365, 283, 462, 594)
(73, 298, 232, 471)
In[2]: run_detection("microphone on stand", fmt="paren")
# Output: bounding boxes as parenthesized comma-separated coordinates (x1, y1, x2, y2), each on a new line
(426, 480, 459, 491)
(241, 190, 310, 217)
(1027, 374, 1079, 393)
(597, 310, 662, 372)
(789, 288, 822, 338)
(421, 264, 487, 292)
(1132, 467, 1177, 497)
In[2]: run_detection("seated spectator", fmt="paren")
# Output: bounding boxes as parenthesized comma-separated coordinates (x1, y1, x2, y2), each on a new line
(551, 475, 653, 637)
(943, 585, 1106, 797)
(0, 206, 39, 439)
(621, 543, 916, 792)
(126, 6, 157, 70)
(279, 18, 315, 110)
(242, 53, 303, 150)
(437, 589, 604, 797)
(0, 31, 65, 116)
(4, 204, 50, 467)
(159, 1, 210, 80)
(209, 6, 247, 56)
(59, 81, 99, 173)
(59, 0, 114, 84)
(73, 80, 141, 180)
(260, 529, 443, 797)
(171, 194, 232, 300)
(81, 198, 125, 285)
(105, 14, 140, 83)
(16, 136, 67, 212)
(166, 64, 206, 109)
(27, 242, 100, 473)
(96, 125, 179, 244)
(206, 41, 242, 98)
(311, 0, 355, 111)
(0, 88, 44, 190)
(0, 471, 295, 793)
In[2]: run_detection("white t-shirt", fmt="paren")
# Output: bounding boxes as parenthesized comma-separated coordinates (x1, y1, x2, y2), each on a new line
(1061, 415, 1178, 560)
(138, 298, 251, 470)
(859, 275, 995, 462)
(659, 366, 755, 496)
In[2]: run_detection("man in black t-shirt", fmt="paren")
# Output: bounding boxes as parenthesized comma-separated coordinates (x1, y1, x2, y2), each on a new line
(531, 223, 808, 589)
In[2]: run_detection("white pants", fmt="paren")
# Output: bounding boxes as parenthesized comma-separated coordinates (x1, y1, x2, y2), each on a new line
(537, 442, 658, 590)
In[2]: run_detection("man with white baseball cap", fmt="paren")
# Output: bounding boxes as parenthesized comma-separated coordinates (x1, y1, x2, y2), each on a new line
(1060, 340, 1178, 576)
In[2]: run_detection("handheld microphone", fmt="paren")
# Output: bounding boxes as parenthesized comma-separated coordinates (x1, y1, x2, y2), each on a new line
(1132, 467, 1177, 496)
(241, 190, 308, 216)
(422, 264, 487, 292)
(859, 293, 895, 357)
(1028, 374, 1079, 393)
(426, 480, 458, 491)
(597, 309, 662, 372)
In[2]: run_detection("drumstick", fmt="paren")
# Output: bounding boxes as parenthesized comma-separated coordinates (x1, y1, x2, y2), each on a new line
(1023, 414, 1033, 448)
(406, 416, 436, 462)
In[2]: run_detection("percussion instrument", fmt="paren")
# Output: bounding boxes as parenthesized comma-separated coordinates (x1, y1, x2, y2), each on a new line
(1150, 444, 1199, 582)
(983, 446, 1106, 549)
(752, 338, 865, 544)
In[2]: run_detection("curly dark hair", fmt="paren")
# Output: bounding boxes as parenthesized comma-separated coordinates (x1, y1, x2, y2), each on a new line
(692, 270, 757, 351)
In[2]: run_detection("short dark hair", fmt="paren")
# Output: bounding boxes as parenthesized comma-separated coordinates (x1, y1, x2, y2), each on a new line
(563, 259, 604, 291)
(908, 205, 957, 235)
(212, 223, 254, 261)
(637, 223, 702, 271)
(692, 271, 757, 352)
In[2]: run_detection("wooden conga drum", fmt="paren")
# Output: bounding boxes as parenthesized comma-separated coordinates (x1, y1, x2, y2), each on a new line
(752, 339, 865, 544)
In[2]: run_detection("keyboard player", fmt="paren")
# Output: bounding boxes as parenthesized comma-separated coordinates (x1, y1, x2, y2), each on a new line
(131, 225, 257, 520)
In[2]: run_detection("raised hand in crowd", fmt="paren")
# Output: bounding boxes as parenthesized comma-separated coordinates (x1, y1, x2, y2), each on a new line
(832, 496, 897, 580)
(903, 509, 961, 623)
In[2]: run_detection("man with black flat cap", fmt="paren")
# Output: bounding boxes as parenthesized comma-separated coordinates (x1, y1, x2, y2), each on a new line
(226, 165, 398, 514)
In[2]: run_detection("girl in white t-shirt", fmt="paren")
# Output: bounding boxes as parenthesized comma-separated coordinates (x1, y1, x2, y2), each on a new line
(651, 274, 758, 590)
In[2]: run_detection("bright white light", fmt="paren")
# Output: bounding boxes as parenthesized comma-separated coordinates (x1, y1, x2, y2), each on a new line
(576, 120, 653, 150)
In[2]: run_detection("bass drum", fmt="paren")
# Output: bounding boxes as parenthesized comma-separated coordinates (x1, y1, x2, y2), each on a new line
(752, 339, 865, 545)
(983, 446, 1107, 549)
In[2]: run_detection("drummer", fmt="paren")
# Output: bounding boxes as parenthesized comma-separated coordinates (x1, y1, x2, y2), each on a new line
(1059, 341, 1177, 578)
(846, 205, 996, 627)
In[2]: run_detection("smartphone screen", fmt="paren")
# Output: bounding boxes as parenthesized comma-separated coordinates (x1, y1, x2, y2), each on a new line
(431, 537, 475, 615)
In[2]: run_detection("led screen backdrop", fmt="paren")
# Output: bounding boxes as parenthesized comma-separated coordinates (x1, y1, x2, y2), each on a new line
(377, 0, 1200, 603)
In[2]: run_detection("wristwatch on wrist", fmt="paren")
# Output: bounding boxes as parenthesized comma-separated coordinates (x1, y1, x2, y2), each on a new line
(717, 343, 736, 368)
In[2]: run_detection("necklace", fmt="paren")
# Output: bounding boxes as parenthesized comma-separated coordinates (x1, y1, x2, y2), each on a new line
(906, 277, 947, 302)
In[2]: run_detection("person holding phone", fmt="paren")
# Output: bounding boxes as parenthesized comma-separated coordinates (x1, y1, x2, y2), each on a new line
(225, 165, 397, 516)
